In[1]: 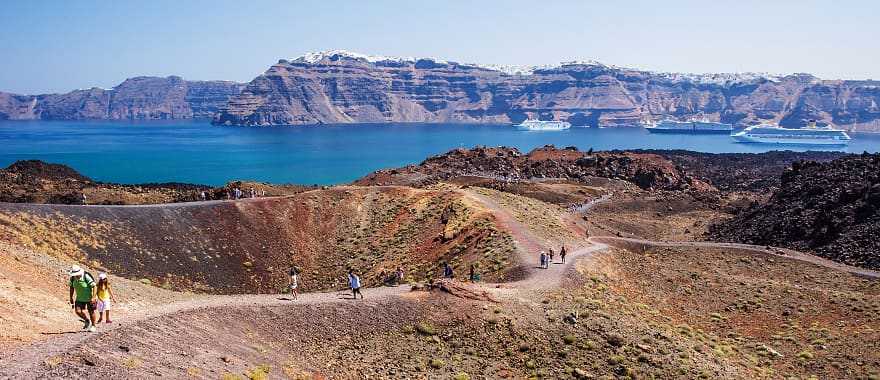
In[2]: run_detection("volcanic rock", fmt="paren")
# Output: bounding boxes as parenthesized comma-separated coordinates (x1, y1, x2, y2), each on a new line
(709, 153, 880, 270)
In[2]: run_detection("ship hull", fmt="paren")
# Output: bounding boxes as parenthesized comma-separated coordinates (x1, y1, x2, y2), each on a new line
(731, 134, 850, 146)
(646, 127, 731, 134)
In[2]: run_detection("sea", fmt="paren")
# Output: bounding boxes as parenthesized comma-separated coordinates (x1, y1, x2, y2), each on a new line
(2, 120, 879, 186)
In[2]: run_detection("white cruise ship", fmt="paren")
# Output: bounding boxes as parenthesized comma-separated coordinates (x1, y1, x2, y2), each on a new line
(515, 119, 572, 131)
(731, 121, 851, 146)
(645, 118, 733, 134)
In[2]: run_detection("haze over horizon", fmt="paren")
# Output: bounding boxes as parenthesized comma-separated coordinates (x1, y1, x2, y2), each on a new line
(1, 0, 878, 94)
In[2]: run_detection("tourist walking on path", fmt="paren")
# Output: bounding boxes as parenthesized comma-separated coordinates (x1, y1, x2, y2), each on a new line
(549, 248, 555, 264)
(95, 273, 117, 324)
(443, 262, 454, 279)
(68, 265, 98, 332)
(395, 267, 405, 285)
(469, 264, 481, 282)
(539, 251, 547, 269)
(560, 245, 567, 263)
(348, 270, 364, 299)
(288, 267, 300, 300)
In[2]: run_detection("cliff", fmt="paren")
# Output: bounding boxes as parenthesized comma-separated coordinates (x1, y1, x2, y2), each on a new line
(213, 50, 880, 130)
(0, 76, 244, 120)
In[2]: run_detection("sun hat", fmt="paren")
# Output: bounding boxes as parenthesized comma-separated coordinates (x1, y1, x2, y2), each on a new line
(98, 273, 107, 280)
(69, 265, 84, 277)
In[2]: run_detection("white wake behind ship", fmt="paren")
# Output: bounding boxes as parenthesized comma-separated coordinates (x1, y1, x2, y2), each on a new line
(731, 121, 851, 146)
(645, 118, 733, 134)
(515, 119, 572, 131)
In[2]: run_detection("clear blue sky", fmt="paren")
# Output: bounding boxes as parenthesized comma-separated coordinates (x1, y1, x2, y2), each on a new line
(1, 0, 877, 94)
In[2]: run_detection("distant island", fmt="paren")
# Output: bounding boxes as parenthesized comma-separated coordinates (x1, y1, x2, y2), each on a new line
(2, 50, 879, 131)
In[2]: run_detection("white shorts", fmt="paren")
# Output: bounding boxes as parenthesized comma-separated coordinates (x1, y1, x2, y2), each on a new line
(98, 299, 111, 312)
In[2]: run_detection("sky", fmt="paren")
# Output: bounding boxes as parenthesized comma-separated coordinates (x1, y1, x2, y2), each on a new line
(1, 0, 878, 94)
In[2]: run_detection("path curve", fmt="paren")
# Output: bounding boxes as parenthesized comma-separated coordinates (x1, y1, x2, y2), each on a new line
(590, 236, 880, 279)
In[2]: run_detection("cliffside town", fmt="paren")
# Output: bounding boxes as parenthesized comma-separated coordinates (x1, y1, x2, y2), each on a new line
(3, 51, 879, 131)
(212, 51, 880, 130)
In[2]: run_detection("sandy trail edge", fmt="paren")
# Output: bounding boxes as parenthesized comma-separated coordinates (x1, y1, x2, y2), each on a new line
(590, 236, 880, 279)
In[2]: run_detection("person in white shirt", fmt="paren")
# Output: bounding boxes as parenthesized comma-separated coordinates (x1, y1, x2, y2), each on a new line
(288, 267, 300, 300)
(348, 270, 363, 299)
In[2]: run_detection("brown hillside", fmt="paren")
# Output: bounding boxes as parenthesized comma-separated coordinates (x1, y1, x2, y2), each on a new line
(0, 186, 518, 295)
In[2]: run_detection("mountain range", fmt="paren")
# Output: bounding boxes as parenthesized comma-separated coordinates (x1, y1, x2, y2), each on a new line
(2, 50, 879, 131)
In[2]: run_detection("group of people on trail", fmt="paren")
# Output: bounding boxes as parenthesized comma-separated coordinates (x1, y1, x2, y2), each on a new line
(539, 245, 567, 269)
(379, 267, 406, 286)
(222, 187, 266, 201)
(287, 266, 365, 300)
(68, 265, 116, 333)
(285, 260, 485, 302)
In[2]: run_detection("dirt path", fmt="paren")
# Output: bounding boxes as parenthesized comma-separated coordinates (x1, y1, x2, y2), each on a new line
(591, 236, 880, 279)
(461, 189, 603, 289)
(0, 286, 408, 377)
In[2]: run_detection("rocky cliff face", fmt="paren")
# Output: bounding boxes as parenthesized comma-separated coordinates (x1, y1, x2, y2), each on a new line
(0, 76, 244, 120)
(709, 153, 880, 270)
(213, 51, 880, 130)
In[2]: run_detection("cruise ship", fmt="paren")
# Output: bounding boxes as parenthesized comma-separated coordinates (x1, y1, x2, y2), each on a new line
(515, 119, 572, 131)
(731, 121, 851, 146)
(645, 118, 733, 134)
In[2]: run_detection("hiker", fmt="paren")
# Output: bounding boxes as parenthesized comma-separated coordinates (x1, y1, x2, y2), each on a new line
(442, 262, 454, 279)
(395, 267, 405, 285)
(68, 265, 98, 332)
(469, 264, 481, 282)
(200, 191, 207, 201)
(549, 248, 555, 264)
(249, 188, 256, 198)
(95, 273, 117, 324)
(81, 193, 87, 205)
(288, 267, 300, 300)
(539, 251, 547, 269)
(348, 270, 363, 299)
(560, 245, 567, 263)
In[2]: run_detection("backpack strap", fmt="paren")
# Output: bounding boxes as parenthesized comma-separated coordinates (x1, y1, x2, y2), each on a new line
(83, 271, 96, 286)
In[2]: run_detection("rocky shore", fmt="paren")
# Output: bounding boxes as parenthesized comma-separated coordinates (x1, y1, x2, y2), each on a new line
(0, 160, 309, 205)
(356, 145, 844, 194)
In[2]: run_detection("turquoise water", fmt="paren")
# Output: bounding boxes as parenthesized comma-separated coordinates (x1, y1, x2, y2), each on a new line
(1, 120, 879, 186)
